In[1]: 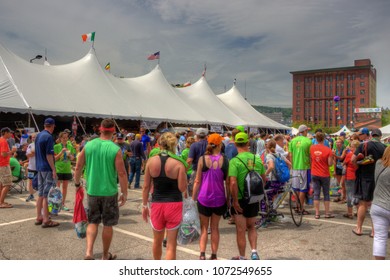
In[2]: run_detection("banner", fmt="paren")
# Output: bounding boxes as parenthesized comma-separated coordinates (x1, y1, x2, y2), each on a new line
(354, 108, 381, 113)
(210, 125, 222, 133)
(141, 121, 160, 130)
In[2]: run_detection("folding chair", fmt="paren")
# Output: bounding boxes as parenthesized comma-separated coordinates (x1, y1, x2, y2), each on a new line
(10, 166, 27, 194)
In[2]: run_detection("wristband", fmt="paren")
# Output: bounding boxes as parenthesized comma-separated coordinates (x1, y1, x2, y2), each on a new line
(142, 204, 148, 209)
(75, 182, 81, 187)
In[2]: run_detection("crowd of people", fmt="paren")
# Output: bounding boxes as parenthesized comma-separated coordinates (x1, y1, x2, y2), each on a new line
(1, 119, 390, 260)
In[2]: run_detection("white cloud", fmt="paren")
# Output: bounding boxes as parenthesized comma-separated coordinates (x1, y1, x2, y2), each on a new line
(0, 0, 389, 107)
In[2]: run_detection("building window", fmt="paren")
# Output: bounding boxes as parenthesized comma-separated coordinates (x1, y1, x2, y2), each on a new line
(352, 74, 355, 80)
(296, 85, 300, 90)
(360, 82, 365, 87)
(296, 107, 300, 112)
(360, 98, 365, 104)
(360, 74, 364, 79)
(360, 89, 365, 94)
(296, 115, 300, 121)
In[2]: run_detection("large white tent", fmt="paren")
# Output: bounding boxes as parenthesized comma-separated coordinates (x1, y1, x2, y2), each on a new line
(175, 76, 248, 126)
(380, 124, 390, 140)
(0, 43, 288, 129)
(217, 85, 290, 130)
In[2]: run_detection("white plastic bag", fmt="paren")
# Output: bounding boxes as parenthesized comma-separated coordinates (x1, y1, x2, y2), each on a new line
(177, 198, 200, 245)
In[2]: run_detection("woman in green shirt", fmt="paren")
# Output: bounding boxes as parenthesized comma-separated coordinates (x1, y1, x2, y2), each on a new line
(54, 132, 76, 211)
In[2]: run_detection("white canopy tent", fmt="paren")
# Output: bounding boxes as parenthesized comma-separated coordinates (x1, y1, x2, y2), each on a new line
(380, 124, 390, 140)
(175, 76, 248, 127)
(333, 125, 352, 136)
(217, 84, 290, 130)
(1, 43, 288, 129)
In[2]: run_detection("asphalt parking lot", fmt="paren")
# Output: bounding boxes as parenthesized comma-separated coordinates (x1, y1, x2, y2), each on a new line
(0, 178, 388, 260)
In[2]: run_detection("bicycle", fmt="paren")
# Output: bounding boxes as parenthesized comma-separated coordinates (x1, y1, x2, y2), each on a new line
(256, 175, 303, 227)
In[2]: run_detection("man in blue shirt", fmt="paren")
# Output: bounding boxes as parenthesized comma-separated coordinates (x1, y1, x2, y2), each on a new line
(35, 118, 59, 228)
(186, 128, 208, 196)
(140, 128, 151, 174)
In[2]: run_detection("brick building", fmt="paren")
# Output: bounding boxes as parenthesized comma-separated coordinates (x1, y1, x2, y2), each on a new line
(290, 59, 377, 128)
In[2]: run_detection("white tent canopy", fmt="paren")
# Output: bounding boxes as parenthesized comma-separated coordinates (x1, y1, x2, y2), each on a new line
(333, 125, 352, 136)
(175, 76, 247, 126)
(0, 43, 288, 129)
(217, 84, 290, 130)
(380, 124, 390, 139)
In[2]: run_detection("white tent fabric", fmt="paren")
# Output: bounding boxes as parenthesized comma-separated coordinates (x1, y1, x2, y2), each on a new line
(0, 43, 289, 129)
(333, 125, 352, 136)
(175, 76, 247, 126)
(290, 127, 299, 135)
(380, 124, 390, 140)
(0, 43, 206, 123)
(217, 85, 290, 130)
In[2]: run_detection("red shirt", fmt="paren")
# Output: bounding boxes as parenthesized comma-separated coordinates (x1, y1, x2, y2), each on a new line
(310, 144, 332, 177)
(344, 152, 357, 180)
(0, 137, 10, 167)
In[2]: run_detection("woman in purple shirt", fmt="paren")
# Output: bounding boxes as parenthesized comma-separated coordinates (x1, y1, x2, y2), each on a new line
(192, 133, 229, 260)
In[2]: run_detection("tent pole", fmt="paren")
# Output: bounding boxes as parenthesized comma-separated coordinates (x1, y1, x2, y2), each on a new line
(140, 120, 151, 133)
(75, 114, 87, 135)
(29, 109, 40, 132)
(111, 117, 121, 132)
(168, 122, 176, 133)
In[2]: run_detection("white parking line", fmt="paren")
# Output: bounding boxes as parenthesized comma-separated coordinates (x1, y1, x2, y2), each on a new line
(9, 194, 209, 259)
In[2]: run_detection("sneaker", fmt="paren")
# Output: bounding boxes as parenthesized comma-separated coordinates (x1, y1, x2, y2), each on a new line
(231, 256, 246, 260)
(62, 206, 70, 211)
(250, 252, 260, 260)
(26, 194, 34, 202)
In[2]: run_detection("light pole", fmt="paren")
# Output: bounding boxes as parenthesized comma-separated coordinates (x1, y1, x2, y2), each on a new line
(30, 55, 42, 63)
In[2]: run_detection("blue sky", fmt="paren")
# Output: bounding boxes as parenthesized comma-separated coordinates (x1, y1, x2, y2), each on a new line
(1, 0, 389, 107)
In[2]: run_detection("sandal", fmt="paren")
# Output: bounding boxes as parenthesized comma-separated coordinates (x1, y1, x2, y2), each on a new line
(105, 252, 117, 260)
(41, 220, 60, 228)
(35, 219, 43, 225)
(343, 213, 353, 219)
(301, 210, 310, 215)
(0, 203, 13, 208)
(324, 214, 335, 219)
(315, 215, 320, 219)
(199, 255, 206, 260)
(84, 256, 95, 260)
(333, 197, 342, 203)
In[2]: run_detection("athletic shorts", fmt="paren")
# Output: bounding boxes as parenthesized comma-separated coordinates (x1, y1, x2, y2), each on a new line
(292, 169, 310, 193)
(57, 173, 73, 181)
(197, 201, 227, 217)
(150, 202, 183, 231)
(360, 178, 375, 202)
(230, 199, 259, 218)
(38, 171, 54, 198)
(0, 166, 12, 186)
(87, 194, 119, 226)
(335, 167, 343, 176)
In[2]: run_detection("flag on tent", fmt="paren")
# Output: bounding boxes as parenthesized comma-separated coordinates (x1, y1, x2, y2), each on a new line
(183, 81, 191, 87)
(202, 64, 207, 77)
(147, 51, 160, 60)
(105, 62, 110, 70)
(81, 32, 95, 42)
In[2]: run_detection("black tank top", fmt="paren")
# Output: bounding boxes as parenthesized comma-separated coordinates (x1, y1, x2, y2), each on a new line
(152, 154, 182, 202)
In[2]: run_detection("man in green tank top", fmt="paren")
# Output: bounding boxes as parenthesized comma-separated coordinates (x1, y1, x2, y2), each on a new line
(74, 119, 128, 260)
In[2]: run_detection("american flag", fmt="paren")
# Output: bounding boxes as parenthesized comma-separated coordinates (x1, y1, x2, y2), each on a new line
(147, 51, 160, 60)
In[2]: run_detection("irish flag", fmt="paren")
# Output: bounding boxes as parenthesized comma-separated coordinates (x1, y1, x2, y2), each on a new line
(81, 32, 95, 42)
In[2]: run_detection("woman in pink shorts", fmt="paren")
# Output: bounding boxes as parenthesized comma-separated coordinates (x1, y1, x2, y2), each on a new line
(142, 132, 187, 260)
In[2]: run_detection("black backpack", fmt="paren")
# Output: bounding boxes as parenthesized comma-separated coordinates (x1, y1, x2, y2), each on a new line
(236, 154, 264, 204)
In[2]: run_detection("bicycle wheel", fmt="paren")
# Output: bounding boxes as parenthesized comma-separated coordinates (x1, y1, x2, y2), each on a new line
(289, 190, 303, 227)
